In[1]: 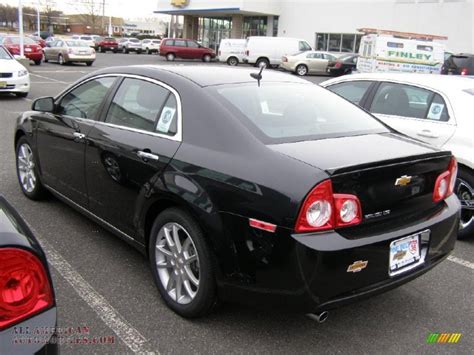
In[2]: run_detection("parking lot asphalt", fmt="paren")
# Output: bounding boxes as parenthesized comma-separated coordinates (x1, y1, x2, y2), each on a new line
(0, 53, 473, 354)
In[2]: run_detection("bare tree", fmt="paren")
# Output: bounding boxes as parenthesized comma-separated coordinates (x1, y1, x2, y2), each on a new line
(42, 1, 62, 34)
(79, 0, 102, 34)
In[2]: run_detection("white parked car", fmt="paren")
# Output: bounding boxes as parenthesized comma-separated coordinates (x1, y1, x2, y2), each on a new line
(280, 50, 338, 76)
(243, 36, 312, 68)
(0, 45, 30, 97)
(71, 35, 95, 48)
(321, 73, 474, 238)
(118, 38, 142, 54)
(217, 38, 246, 66)
(141, 39, 161, 54)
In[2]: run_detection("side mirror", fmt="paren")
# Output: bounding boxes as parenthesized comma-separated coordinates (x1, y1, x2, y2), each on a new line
(32, 97, 54, 112)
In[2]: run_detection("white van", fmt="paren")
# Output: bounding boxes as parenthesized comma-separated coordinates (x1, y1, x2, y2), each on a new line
(357, 29, 446, 74)
(218, 39, 246, 66)
(244, 36, 312, 67)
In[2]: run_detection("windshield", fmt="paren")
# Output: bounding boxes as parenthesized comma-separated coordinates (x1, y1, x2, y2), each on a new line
(0, 46, 12, 59)
(213, 83, 388, 144)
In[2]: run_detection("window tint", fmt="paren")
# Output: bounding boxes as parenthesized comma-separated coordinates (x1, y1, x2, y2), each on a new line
(213, 83, 387, 143)
(371, 83, 437, 119)
(327, 81, 372, 105)
(174, 40, 186, 47)
(58, 77, 116, 119)
(299, 41, 312, 51)
(187, 41, 199, 48)
(105, 78, 177, 135)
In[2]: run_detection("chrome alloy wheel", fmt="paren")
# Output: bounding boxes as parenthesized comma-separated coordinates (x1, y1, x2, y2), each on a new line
(155, 222, 200, 305)
(457, 178, 473, 230)
(17, 143, 37, 193)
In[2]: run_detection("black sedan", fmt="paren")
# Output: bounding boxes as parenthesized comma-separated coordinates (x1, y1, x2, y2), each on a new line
(327, 54, 359, 76)
(0, 196, 57, 353)
(14, 66, 460, 319)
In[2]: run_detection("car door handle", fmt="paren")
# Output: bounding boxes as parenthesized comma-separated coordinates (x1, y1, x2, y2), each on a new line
(72, 132, 86, 141)
(416, 130, 439, 139)
(137, 150, 159, 161)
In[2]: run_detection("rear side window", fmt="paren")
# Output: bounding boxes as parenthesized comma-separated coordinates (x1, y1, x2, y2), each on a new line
(174, 40, 186, 47)
(164, 40, 174, 46)
(371, 82, 449, 121)
(213, 83, 387, 143)
(326, 81, 372, 105)
(105, 78, 178, 135)
(58, 77, 116, 119)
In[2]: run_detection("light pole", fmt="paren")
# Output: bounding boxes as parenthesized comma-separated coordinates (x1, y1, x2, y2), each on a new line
(18, 0, 24, 57)
(37, 0, 41, 36)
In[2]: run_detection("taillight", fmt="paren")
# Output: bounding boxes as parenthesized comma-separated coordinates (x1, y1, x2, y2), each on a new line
(433, 157, 457, 203)
(295, 180, 362, 233)
(0, 248, 54, 330)
(461, 68, 469, 75)
(335, 62, 342, 69)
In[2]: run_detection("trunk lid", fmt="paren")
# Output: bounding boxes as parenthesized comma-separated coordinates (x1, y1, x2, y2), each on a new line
(270, 133, 452, 235)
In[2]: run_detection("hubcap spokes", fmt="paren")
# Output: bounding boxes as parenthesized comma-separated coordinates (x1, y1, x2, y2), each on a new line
(17, 144, 36, 193)
(155, 222, 200, 304)
(457, 179, 473, 229)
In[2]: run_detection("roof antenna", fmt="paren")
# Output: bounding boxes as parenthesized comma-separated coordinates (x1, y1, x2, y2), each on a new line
(250, 65, 265, 87)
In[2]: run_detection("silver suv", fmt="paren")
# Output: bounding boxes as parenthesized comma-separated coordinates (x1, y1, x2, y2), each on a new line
(118, 38, 142, 54)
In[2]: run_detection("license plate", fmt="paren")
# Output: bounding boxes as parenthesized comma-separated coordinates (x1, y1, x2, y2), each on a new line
(79, 51, 87, 55)
(0, 81, 6, 88)
(389, 233, 421, 273)
(25, 48, 32, 52)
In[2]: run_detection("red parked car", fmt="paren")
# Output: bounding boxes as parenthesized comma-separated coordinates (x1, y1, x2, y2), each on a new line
(159, 38, 215, 62)
(2, 36, 43, 65)
(96, 37, 119, 53)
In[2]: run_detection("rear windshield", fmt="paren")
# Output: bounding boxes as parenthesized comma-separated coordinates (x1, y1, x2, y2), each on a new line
(81, 36, 92, 40)
(212, 83, 388, 144)
(7, 37, 36, 45)
(130, 39, 140, 43)
(450, 56, 474, 69)
(105, 37, 116, 41)
(66, 41, 88, 47)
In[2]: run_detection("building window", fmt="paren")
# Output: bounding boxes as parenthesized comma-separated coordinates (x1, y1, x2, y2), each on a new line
(273, 16, 279, 37)
(243, 16, 267, 37)
(315, 33, 363, 53)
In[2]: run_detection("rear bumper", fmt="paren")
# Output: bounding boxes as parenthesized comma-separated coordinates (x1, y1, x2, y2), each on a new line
(217, 195, 460, 312)
(66, 54, 96, 62)
(24, 52, 43, 61)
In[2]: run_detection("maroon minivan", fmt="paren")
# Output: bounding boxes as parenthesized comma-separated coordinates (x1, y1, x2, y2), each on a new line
(159, 38, 215, 62)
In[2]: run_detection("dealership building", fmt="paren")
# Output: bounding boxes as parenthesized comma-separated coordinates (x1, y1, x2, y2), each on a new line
(156, 0, 474, 53)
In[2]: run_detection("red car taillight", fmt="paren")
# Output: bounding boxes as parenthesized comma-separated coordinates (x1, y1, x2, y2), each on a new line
(295, 180, 362, 233)
(433, 157, 457, 203)
(334, 62, 342, 69)
(0, 248, 54, 331)
(461, 68, 469, 75)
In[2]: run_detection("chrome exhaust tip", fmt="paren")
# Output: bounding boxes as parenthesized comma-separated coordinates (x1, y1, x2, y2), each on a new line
(306, 311, 329, 323)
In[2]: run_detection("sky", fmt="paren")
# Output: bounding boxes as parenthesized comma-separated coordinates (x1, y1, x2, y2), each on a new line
(2, 0, 166, 20)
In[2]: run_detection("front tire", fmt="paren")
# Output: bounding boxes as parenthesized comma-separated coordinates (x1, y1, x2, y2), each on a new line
(58, 54, 66, 65)
(16, 137, 47, 200)
(456, 168, 474, 239)
(86, 62, 93, 66)
(166, 53, 176, 61)
(256, 58, 269, 68)
(202, 54, 212, 62)
(34, 59, 41, 65)
(149, 208, 216, 318)
(16, 92, 28, 98)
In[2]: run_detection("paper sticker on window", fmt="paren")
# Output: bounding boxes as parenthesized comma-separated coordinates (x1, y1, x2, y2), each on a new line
(427, 103, 444, 120)
(156, 107, 176, 133)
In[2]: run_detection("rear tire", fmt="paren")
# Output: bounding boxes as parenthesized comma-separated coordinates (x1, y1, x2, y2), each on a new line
(58, 54, 66, 65)
(296, 64, 308, 76)
(227, 56, 238, 66)
(166, 53, 176, 61)
(86, 62, 93, 66)
(16, 92, 28, 98)
(16, 136, 47, 200)
(456, 168, 474, 239)
(256, 58, 269, 68)
(98, 46, 103, 53)
(34, 59, 41, 65)
(149, 208, 216, 318)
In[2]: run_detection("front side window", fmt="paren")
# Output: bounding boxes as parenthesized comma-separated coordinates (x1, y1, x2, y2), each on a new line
(187, 41, 199, 48)
(174, 40, 186, 47)
(327, 81, 372, 105)
(213, 83, 388, 143)
(105, 78, 178, 135)
(371, 82, 445, 120)
(58, 77, 116, 119)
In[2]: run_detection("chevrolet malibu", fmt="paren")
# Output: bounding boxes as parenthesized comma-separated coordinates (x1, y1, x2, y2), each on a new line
(14, 66, 460, 319)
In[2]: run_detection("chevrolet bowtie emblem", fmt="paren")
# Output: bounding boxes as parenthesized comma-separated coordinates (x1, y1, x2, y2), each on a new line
(171, 0, 188, 7)
(395, 175, 412, 186)
(347, 260, 368, 273)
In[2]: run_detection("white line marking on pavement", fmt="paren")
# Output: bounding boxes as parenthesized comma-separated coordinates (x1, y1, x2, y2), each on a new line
(29, 73, 69, 84)
(36, 237, 156, 354)
(448, 255, 474, 270)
